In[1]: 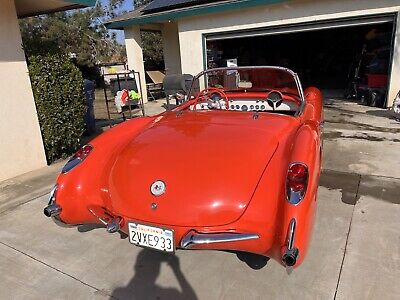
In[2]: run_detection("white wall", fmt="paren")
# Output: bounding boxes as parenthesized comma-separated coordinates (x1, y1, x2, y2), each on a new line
(125, 25, 148, 103)
(177, 0, 400, 106)
(389, 12, 400, 107)
(178, 28, 203, 78)
(0, 0, 47, 182)
(162, 22, 182, 75)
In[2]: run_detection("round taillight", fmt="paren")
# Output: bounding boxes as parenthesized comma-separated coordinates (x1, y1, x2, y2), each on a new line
(74, 144, 93, 159)
(82, 144, 93, 155)
(61, 144, 93, 174)
(287, 163, 309, 204)
(288, 164, 308, 191)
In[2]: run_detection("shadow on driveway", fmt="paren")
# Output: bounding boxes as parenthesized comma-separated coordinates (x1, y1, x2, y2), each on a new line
(235, 251, 270, 270)
(110, 249, 197, 300)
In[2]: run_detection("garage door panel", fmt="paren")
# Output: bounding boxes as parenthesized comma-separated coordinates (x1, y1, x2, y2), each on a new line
(206, 14, 395, 41)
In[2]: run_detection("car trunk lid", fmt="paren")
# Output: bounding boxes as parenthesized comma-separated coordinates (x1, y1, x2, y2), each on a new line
(109, 111, 280, 226)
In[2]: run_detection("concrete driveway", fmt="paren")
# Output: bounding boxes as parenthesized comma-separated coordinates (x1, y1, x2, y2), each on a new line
(0, 96, 399, 300)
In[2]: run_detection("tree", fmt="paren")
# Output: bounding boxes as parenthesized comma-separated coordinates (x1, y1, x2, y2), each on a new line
(142, 31, 164, 70)
(20, 0, 165, 70)
(19, 1, 128, 67)
(131, 0, 165, 69)
(133, 0, 152, 9)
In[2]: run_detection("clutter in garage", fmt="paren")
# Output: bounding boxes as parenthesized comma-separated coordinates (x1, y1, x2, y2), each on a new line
(206, 22, 393, 108)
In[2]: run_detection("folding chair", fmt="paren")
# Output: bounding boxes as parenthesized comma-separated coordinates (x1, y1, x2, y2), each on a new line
(146, 71, 165, 100)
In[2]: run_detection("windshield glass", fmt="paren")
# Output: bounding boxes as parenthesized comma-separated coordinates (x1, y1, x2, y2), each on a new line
(188, 67, 302, 99)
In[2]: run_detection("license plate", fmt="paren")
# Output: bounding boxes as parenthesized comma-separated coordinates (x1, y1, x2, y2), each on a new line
(128, 222, 174, 252)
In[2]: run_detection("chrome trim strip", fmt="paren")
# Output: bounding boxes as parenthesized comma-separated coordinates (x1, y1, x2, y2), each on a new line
(48, 184, 58, 203)
(180, 231, 259, 249)
(294, 73, 306, 115)
(282, 218, 299, 267)
(287, 218, 296, 251)
(88, 208, 109, 225)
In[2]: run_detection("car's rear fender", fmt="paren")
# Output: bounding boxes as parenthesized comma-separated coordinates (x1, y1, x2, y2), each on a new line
(215, 116, 319, 262)
(54, 117, 155, 225)
(228, 123, 299, 257)
(304, 87, 323, 124)
(278, 123, 321, 267)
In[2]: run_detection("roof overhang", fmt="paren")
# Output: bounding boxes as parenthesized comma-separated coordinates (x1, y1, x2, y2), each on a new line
(106, 0, 288, 30)
(16, 0, 96, 18)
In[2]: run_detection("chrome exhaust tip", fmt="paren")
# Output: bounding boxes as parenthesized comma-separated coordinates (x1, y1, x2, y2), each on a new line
(282, 248, 299, 267)
(44, 204, 62, 217)
(106, 218, 121, 233)
(44, 185, 61, 217)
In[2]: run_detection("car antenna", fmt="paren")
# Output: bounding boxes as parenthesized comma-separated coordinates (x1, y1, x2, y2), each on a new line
(176, 110, 184, 118)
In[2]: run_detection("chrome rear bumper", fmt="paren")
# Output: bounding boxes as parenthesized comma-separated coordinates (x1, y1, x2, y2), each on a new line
(180, 230, 259, 249)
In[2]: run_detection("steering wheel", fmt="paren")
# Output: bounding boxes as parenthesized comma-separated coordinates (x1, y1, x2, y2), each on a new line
(266, 90, 283, 111)
(194, 88, 229, 110)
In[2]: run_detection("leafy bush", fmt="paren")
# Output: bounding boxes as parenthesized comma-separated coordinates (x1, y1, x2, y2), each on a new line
(28, 54, 86, 163)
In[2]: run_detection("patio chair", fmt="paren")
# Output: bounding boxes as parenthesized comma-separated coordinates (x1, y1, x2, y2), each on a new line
(146, 71, 165, 100)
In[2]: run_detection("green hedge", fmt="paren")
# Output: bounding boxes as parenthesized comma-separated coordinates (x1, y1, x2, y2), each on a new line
(28, 55, 86, 163)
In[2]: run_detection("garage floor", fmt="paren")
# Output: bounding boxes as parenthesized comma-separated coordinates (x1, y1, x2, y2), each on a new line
(0, 94, 399, 300)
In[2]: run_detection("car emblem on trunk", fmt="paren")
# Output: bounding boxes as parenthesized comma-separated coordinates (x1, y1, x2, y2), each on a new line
(150, 180, 166, 196)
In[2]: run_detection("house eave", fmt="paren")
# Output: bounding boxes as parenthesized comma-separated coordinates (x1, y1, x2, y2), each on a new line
(106, 0, 288, 29)
(17, 0, 96, 19)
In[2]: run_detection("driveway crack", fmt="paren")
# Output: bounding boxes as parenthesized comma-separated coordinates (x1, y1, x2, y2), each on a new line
(333, 174, 361, 299)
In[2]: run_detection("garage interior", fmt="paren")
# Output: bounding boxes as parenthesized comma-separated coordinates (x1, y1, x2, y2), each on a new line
(206, 17, 395, 107)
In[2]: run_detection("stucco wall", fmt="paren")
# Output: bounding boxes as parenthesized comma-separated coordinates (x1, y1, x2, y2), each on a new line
(0, 0, 47, 182)
(162, 22, 182, 75)
(125, 25, 148, 103)
(177, 0, 400, 107)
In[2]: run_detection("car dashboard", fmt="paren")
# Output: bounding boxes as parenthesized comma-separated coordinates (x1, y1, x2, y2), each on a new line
(191, 91, 300, 114)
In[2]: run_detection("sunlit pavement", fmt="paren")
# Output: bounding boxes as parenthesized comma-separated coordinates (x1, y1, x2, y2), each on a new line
(1, 95, 399, 300)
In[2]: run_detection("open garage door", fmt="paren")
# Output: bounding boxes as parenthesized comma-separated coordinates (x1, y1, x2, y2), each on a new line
(206, 15, 395, 41)
(205, 14, 396, 107)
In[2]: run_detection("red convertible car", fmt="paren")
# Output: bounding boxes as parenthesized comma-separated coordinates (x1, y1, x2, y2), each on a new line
(44, 66, 323, 268)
